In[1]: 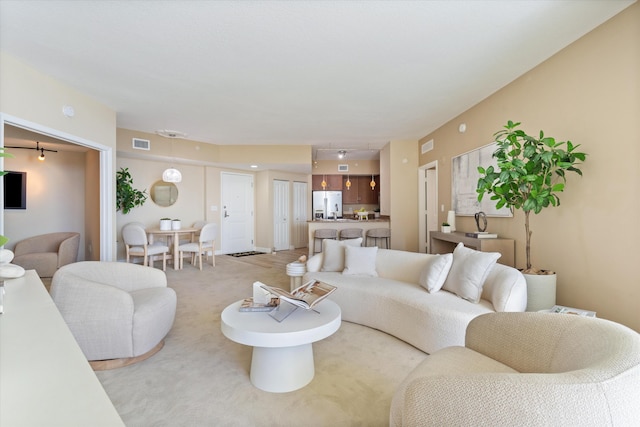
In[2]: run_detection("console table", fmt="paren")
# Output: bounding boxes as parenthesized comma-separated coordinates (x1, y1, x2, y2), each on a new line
(430, 231, 515, 267)
(0, 270, 124, 426)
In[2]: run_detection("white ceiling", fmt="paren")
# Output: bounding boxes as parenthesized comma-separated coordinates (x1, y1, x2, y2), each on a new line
(0, 1, 634, 165)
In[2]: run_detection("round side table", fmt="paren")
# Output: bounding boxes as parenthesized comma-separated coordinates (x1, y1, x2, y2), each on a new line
(286, 261, 306, 291)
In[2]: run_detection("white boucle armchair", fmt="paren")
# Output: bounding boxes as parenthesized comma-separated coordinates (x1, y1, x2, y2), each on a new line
(390, 312, 640, 426)
(51, 261, 177, 369)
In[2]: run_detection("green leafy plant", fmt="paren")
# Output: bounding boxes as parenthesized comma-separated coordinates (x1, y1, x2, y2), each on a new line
(116, 167, 148, 214)
(442, 222, 450, 226)
(0, 147, 14, 247)
(476, 120, 586, 274)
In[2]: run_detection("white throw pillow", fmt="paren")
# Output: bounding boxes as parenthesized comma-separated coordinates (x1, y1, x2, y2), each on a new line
(321, 237, 363, 272)
(418, 253, 453, 293)
(343, 245, 378, 276)
(442, 242, 501, 303)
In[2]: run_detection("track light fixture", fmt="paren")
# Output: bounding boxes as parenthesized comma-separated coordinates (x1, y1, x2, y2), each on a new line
(6, 141, 57, 161)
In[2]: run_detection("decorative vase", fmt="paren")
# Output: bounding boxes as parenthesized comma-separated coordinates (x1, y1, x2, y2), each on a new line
(524, 272, 557, 311)
(0, 249, 26, 280)
(446, 210, 456, 232)
(171, 220, 181, 230)
(160, 219, 171, 231)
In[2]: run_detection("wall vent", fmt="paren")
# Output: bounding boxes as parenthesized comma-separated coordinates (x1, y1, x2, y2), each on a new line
(421, 139, 434, 154)
(132, 138, 150, 150)
(338, 164, 349, 172)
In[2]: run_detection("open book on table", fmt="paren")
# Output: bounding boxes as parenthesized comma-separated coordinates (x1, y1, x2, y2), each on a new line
(258, 280, 336, 310)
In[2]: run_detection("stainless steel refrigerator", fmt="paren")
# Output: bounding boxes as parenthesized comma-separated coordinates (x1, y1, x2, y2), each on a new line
(312, 191, 343, 219)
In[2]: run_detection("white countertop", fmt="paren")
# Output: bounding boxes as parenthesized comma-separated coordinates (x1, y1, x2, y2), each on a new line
(0, 270, 124, 426)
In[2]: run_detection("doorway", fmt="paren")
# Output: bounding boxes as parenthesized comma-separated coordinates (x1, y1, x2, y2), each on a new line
(273, 180, 289, 251)
(0, 113, 113, 260)
(221, 172, 254, 254)
(292, 181, 308, 249)
(418, 161, 438, 253)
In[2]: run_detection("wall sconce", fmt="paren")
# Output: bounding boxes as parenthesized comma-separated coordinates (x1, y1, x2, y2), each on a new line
(370, 174, 376, 190)
(6, 141, 57, 161)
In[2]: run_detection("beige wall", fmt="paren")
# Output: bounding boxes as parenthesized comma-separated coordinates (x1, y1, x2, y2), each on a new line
(418, 3, 640, 331)
(312, 159, 379, 176)
(1, 52, 116, 259)
(386, 140, 419, 251)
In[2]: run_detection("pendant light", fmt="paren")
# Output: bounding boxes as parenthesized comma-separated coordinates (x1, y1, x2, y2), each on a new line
(321, 174, 327, 189)
(162, 138, 182, 183)
(345, 174, 351, 190)
(370, 174, 376, 190)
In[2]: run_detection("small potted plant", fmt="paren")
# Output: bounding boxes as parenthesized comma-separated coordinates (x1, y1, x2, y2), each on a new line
(171, 219, 181, 230)
(116, 167, 148, 214)
(160, 218, 172, 230)
(441, 222, 451, 233)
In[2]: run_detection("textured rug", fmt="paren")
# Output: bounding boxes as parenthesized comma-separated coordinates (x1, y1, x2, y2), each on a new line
(228, 251, 266, 257)
(95, 252, 427, 426)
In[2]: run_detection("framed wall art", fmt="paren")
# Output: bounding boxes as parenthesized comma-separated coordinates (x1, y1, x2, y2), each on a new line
(451, 143, 512, 217)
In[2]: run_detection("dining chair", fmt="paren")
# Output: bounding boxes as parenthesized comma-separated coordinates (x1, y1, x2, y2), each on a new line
(122, 223, 169, 271)
(178, 222, 217, 270)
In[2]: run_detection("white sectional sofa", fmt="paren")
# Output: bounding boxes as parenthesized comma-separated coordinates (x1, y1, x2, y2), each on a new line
(304, 240, 527, 354)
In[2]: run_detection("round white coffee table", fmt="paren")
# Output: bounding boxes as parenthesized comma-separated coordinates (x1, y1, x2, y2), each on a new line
(221, 299, 341, 393)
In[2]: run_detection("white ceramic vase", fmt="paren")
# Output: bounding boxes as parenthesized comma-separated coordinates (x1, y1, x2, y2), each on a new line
(160, 219, 171, 231)
(524, 272, 557, 311)
(446, 210, 456, 232)
(171, 220, 181, 230)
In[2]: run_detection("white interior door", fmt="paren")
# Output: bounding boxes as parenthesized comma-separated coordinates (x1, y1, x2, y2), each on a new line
(273, 180, 290, 251)
(293, 181, 308, 249)
(221, 172, 254, 254)
(418, 161, 438, 253)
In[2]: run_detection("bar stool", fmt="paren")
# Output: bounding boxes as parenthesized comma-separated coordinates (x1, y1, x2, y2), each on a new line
(366, 228, 391, 249)
(339, 228, 363, 241)
(313, 229, 338, 254)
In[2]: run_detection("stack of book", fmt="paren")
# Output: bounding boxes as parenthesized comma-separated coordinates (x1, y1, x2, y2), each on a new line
(465, 231, 498, 239)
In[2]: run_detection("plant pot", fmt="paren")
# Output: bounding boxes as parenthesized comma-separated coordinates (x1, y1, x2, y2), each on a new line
(441, 226, 451, 233)
(171, 220, 181, 230)
(523, 272, 556, 311)
(160, 219, 171, 231)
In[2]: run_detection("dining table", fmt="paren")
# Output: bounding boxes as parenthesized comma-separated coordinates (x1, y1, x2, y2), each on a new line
(147, 227, 199, 270)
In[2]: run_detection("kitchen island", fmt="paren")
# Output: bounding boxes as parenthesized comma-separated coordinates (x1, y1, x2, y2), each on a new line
(307, 218, 390, 257)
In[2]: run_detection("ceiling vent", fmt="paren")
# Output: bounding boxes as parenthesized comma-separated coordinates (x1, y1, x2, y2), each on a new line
(421, 139, 434, 154)
(156, 129, 187, 139)
(132, 138, 150, 150)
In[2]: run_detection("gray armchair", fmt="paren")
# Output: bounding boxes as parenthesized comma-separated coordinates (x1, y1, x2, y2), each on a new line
(51, 261, 177, 369)
(12, 232, 80, 278)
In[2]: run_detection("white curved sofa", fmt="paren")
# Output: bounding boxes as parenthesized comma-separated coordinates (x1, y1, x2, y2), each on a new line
(304, 243, 527, 354)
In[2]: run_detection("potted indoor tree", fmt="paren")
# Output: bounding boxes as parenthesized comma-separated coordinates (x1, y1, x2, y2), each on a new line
(476, 120, 586, 310)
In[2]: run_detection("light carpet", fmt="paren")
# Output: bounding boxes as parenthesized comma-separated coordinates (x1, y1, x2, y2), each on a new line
(95, 252, 427, 426)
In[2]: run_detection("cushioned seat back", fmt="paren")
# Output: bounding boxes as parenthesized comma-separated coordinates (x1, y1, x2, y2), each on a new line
(14, 232, 79, 255)
(122, 223, 148, 246)
(466, 312, 640, 377)
(374, 249, 432, 283)
(199, 222, 217, 243)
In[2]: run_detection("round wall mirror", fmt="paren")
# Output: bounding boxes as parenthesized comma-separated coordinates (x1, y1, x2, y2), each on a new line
(150, 180, 179, 207)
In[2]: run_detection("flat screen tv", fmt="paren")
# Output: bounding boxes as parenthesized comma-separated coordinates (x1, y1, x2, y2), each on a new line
(3, 171, 26, 209)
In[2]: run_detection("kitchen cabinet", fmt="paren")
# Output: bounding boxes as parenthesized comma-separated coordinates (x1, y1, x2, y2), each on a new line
(341, 175, 379, 204)
(312, 174, 342, 191)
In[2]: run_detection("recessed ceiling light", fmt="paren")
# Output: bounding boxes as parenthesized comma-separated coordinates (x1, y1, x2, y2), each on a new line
(250, 165, 258, 168)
